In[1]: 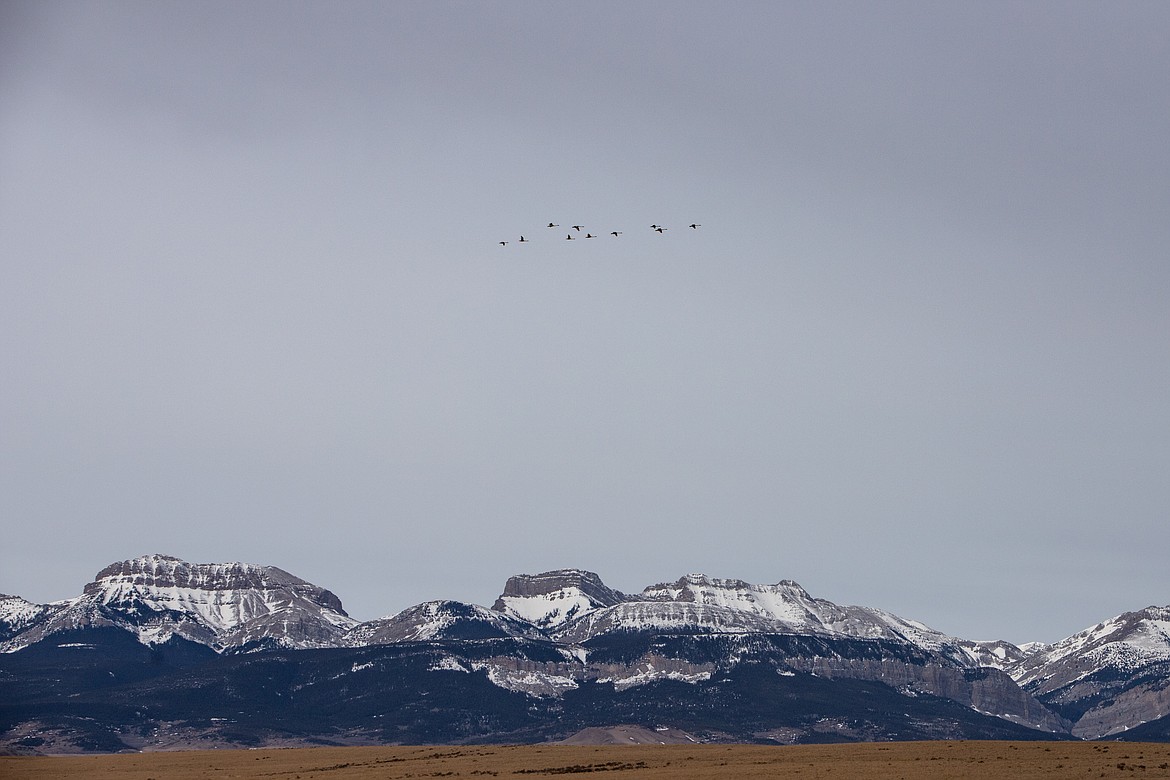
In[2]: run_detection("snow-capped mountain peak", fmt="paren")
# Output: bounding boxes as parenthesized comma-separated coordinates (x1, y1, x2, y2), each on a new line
(491, 569, 626, 629)
(0, 594, 60, 643)
(1007, 605, 1170, 738)
(1, 554, 357, 652)
(85, 554, 351, 631)
(1012, 606, 1170, 690)
(632, 573, 979, 663)
(489, 569, 985, 669)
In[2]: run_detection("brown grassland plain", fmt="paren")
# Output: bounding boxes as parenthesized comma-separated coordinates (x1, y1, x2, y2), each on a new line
(4, 742, 1170, 780)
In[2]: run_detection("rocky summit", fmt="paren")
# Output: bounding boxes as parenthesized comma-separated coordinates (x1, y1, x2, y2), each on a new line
(2, 555, 1169, 752)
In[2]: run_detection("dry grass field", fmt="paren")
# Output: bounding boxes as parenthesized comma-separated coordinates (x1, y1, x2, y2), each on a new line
(4, 741, 1170, 780)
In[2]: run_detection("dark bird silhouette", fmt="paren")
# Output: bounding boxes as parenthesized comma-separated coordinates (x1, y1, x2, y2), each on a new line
(547, 223, 559, 228)
(654, 226, 667, 233)
(650, 224, 661, 230)
(585, 233, 596, 238)
(572, 225, 584, 231)
(519, 236, 529, 242)
(566, 233, 575, 240)
(499, 241, 508, 246)
(610, 231, 622, 236)
(689, 224, 701, 229)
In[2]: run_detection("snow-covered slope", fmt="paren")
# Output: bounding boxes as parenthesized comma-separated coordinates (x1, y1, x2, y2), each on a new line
(554, 599, 790, 643)
(649, 575, 948, 650)
(1013, 606, 1170, 690)
(1, 554, 357, 652)
(0, 594, 62, 643)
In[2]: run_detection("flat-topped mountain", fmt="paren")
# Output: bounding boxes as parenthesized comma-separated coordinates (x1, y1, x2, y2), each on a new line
(492, 569, 628, 629)
(2, 554, 356, 653)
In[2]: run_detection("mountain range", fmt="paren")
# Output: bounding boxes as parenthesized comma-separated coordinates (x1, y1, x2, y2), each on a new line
(2, 554, 1168, 753)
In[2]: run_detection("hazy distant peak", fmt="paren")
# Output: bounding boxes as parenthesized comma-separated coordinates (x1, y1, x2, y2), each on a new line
(348, 599, 546, 644)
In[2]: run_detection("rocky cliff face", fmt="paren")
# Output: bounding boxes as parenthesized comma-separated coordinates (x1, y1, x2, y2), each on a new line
(781, 653, 1069, 734)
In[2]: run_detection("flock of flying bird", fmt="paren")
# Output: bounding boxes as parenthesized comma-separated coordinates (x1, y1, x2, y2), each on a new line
(499, 222, 701, 246)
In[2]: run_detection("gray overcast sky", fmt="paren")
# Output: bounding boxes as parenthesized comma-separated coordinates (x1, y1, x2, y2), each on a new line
(2, 1, 1168, 645)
